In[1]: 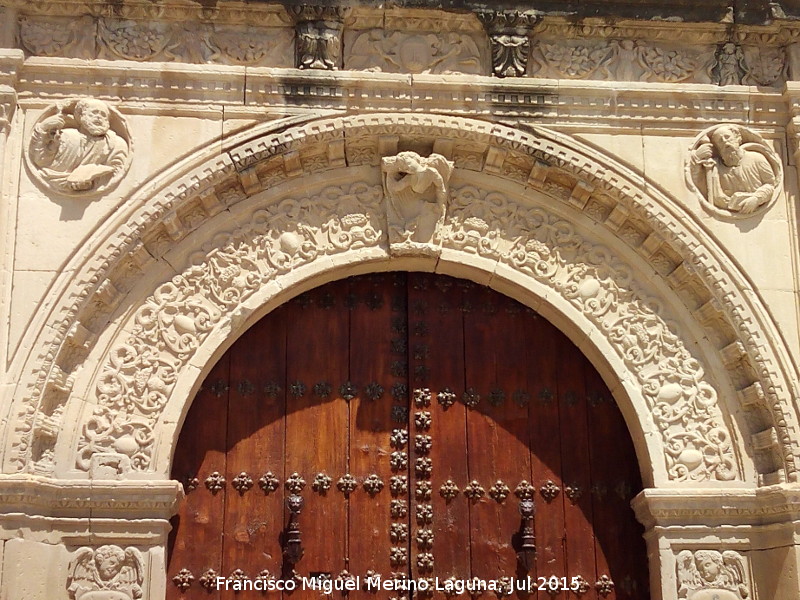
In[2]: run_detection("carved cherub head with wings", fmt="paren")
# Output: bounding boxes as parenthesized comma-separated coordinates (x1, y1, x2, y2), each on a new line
(677, 550, 749, 600)
(68, 545, 143, 600)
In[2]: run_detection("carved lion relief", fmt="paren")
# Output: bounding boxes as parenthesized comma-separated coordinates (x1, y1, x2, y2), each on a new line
(68, 545, 144, 600)
(381, 151, 454, 254)
(677, 550, 750, 600)
(686, 124, 782, 217)
(27, 99, 132, 197)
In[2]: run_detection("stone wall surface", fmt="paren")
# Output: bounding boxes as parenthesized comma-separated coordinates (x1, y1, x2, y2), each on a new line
(2, 1, 800, 599)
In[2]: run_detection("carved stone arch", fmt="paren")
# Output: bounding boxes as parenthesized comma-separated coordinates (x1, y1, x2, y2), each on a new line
(6, 113, 799, 491)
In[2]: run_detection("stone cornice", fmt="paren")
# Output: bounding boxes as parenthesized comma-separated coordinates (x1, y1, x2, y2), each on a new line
(0, 476, 184, 520)
(13, 61, 788, 128)
(633, 485, 800, 529)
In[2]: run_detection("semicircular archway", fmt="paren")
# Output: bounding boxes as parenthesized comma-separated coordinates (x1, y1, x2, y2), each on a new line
(6, 113, 799, 491)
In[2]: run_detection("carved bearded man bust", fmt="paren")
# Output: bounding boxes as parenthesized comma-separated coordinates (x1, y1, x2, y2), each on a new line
(30, 98, 130, 195)
(689, 124, 779, 215)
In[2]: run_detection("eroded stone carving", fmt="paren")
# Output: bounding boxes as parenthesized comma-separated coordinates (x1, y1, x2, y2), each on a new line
(677, 550, 750, 600)
(77, 182, 383, 470)
(347, 31, 482, 74)
(687, 124, 781, 216)
(98, 19, 178, 61)
(289, 6, 350, 70)
(477, 10, 537, 77)
(442, 186, 737, 481)
(742, 46, 786, 86)
(203, 26, 293, 66)
(381, 151, 453, 255)
(713, 43, 745, 86)
(18, 15, 94, 58)
(68, 545, 144, 600)
(28, 99, 131, 196)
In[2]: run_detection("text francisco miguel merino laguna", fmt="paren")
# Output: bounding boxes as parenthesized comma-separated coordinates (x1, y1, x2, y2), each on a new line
(215, 574, 587, 594)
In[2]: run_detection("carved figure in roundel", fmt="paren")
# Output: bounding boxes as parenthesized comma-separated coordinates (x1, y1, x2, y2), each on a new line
(381, 151, 454, 254)
(27, 98, 131, 197)
(686, 123, 781, 217)
(676, 550, 750, 600)
(68, 545, 144, 600)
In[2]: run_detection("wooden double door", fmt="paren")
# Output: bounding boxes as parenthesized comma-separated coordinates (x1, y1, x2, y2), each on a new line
(168, 273, 648, 600)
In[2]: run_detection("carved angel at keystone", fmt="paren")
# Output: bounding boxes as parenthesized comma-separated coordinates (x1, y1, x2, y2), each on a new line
(68, 545, 144, 600)
(381, 151, 454, 251)
(677, 550, 749, 600)
(689, 124, 779, 215)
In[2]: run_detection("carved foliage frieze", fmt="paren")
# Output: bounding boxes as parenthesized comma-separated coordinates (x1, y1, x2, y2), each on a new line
(676, 550, 751, 600)
(346, 30, 483, 74)
(26, 99, 132, 197)
(686, 124, 782, 217)
(77, 182, 383, 470)
(441, 185, 739, 482)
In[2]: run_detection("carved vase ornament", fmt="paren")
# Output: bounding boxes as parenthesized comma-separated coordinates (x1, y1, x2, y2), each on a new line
(381, 151, 454, 255)
(686, 124, 782, 217)
(27, 98, 131, 197)
(68, 545, 144, 600)
(677, 550, 750, 600)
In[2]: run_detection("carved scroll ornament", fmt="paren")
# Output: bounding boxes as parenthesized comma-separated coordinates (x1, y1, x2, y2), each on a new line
(686, 124, 782, 217)
(79, 182, 383, 471)
(68, 545, 144, 600)
(27, 99, 131, 197)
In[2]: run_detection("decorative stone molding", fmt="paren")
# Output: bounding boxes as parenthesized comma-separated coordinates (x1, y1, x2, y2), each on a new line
(68, 545, 144, 600)
(686, 123, 782, 217)
(0, 86, 15, 133)
(26, 98, 131, 197)
(7, 114, 799, 490)
(676, 550, 751, 600)
(382, 151, 454, 255)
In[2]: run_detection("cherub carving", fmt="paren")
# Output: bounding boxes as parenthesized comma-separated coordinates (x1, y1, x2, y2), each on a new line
(687, 123, 781, 217)
(677, 549, 750, 600)
(67, 545, 144, 600)
(29, 98, 130, 196)
(381, 151, 454, 253)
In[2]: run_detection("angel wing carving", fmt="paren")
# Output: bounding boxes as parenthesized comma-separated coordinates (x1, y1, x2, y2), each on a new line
(67, 546, 144, 600)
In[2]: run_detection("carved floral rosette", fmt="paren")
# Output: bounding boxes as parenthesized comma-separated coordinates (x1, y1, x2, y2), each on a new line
(77, 182, 383, 470)
(25, 99, 133, 198)
(685, 124, 783, 219)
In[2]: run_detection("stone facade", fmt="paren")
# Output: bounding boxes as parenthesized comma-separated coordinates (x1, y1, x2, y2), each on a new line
(2, 1, 800, 599)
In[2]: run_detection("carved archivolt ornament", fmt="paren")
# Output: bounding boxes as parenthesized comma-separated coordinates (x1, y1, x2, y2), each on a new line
(26, 98, 131, 197)
(68, 545, 144, 600)
(676, 550, 750, 600)
(72, 180, 736, 481)
(686, 124, 782, 217)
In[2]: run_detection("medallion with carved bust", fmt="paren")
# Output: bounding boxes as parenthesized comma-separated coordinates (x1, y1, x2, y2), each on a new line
(27, 98, 131, 197)
(686, 123, 782, 217)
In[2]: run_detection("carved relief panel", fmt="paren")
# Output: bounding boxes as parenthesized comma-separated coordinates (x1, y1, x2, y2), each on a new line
(68, 546, 145, 600)
(686, 124, 782, 217)
(345, 30, 484, 74)
(26, 99, 132, 197)
(677, 550, 751, 600)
